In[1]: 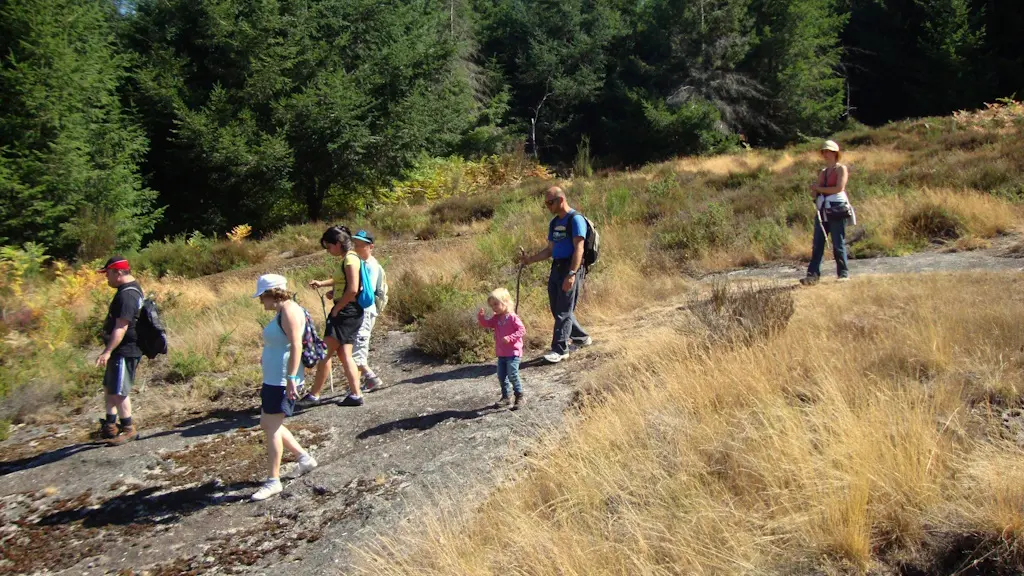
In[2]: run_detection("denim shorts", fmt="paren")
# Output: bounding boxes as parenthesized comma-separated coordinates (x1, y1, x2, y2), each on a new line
(260, 384, 295, 416)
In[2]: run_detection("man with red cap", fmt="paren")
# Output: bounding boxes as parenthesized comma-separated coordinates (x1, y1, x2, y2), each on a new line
(95, 255, 144, 444)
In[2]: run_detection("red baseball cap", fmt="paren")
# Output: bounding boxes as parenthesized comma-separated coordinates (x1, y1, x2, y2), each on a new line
(97, 255, 130, 272)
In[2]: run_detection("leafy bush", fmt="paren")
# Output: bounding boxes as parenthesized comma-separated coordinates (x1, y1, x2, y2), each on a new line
(135, 233, 269, 278)
(429, 194, 501, 224)
(657, 203, 733, 258)
(168, 350, 213, 383)
(901, 205, 964, 242)
(415, 308, 492, 364)
(385, 271, 473, 326)
(748, 219, 789, 258)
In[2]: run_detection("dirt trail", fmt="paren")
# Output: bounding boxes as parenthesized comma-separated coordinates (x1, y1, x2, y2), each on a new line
(1, 238, 1021, 575)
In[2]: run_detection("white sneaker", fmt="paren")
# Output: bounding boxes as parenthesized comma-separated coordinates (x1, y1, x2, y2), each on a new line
(251, 478, 283, 501)
(572, 336, 593, 347)
(295, 455, 318, 477)
(543, 351, 566, 363)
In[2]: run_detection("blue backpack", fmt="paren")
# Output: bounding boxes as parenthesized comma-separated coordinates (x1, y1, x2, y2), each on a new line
(357, 260, 375, 309)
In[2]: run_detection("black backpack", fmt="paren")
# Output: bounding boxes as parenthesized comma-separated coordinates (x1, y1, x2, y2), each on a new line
(123, 286, 169, 359)
(571, 211, 601, 271)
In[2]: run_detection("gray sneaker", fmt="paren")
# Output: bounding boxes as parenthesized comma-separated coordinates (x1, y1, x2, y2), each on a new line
(572, 336, 593, 347)
(799, 274, 820, 286)
(543, 351, 566, 363)
(363, 374, 383, 392)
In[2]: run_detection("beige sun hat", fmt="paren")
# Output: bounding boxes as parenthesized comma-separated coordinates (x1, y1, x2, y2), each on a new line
(821, 140, 841, 153)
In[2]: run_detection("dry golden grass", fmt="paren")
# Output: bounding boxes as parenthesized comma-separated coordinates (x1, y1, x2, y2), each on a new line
(359, 272, 1024, 575)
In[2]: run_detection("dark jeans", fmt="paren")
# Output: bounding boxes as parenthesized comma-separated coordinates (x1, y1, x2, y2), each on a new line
(496, 356, 522, 397)
(807, 213, 849, 278)
(548, 260, 589, 355)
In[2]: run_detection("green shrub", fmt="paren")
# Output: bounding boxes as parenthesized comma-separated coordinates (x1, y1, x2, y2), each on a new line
(901, 205, 964, 242)
(416, 221, 456, 240)
(135, 233, 269, 278)
(657, 202, 733, 258)
(429, 193, 500, 224)
(748, 219, 788, 258)
(386, 271, 474, 326)
(372, 205, 429, 236)
(168, 350, 213, 383)
(415, 308, 492, 364)
(0, 418, 9, 441)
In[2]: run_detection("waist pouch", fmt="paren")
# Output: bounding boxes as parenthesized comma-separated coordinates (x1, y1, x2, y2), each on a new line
(825, 200, 852, 220)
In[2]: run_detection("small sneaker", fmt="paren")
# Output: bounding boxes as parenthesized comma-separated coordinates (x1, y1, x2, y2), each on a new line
(511, 393, 526, 411)
(295, 455, 318, 477)
(572, 336, 593, 347)
(251, 478, 283, 501)
(108, 423, 138, 445)
(98, 419, 118, 440)
(496, 395, 512, 408)
(799, 274, 820, 286)
(363, 374, 383, 392)
(296, 394, 321, 408)
(543, 351, 566, 364)
(336, 394, 364, 407)
(837, 276, 850, 283)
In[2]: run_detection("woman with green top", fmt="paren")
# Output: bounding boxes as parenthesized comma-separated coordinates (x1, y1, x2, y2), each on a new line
(301, 226, 365, 407)
(252, 274, 317, 501)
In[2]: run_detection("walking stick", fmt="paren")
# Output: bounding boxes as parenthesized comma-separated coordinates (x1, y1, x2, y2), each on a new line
(515, 247, 525, 314)
(314, 286, 335, 394)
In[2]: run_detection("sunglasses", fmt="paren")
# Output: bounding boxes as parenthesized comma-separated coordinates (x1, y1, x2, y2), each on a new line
(544, 198, 559, 206)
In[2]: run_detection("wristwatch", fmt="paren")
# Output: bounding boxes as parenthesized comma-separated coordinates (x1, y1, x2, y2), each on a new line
(567, 270, 577, 277)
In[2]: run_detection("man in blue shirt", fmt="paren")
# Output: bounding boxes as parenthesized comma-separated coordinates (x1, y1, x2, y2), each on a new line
(520, 186, 592, 363)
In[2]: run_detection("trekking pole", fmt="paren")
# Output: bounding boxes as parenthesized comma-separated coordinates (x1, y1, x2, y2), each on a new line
(515, 247, 525, 314)
(314, 286, 335, 394)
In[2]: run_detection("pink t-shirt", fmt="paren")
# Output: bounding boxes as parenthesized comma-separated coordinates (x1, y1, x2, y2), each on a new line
(477, 311, 525, 358)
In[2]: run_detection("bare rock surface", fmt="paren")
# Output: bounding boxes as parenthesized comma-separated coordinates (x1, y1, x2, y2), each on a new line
(0, 330, 577, 575)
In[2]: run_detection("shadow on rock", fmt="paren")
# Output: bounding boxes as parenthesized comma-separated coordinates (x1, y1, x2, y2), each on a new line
(144, 407, 260, 442)
(0, 441, 105, 477)
(37, 480, 257, 529)
(357, 407, 492, 439)
(399, 364, 496, 385)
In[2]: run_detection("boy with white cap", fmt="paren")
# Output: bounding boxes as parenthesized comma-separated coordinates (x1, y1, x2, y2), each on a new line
(350, 230, 388, 391)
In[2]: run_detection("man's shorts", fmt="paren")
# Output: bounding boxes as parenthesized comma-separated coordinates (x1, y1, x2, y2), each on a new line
(352, 312, 377, 366)
(103, 355, 140, 396)
(324, 310, 363, 346)
(260, 384, 296, 417)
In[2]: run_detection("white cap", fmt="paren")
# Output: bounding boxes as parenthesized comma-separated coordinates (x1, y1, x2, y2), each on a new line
(821, 140, 840, 152)
(253, 274, 288, 298)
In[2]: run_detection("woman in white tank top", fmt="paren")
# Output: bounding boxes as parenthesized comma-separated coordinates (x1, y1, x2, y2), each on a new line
(801, 140, 854, 285)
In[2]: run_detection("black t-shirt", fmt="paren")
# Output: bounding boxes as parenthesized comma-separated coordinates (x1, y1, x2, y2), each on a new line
(103, 281, 143, 358)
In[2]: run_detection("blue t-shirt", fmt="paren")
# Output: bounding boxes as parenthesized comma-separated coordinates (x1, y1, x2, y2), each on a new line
(548, 212, 587, 260)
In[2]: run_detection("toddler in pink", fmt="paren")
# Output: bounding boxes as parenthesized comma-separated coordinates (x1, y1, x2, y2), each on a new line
(477, 288, 526, 410)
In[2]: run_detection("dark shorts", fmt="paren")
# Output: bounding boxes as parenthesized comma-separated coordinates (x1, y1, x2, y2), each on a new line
(324, 309, 364, 345)
(260, 384, 295, 416)
(103, 355, 140, 396)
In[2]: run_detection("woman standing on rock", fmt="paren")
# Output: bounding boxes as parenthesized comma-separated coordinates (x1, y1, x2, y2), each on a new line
(301, 226, 365, 407)
(801, 140, 856, 285)
(252, 274, 318, 501)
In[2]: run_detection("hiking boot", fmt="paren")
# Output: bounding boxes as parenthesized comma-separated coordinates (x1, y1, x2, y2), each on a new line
(799, 274, 820, 286)
(295, 455, 318, 477)
(108, 422, 138, 445)
(496, 395, 512, 409)
(543, 351, 566, 364)
(363, 374, 383, 392)
(251, 478, 283, 501)
(296, 393, 321, 408)
(336, 394, 364, 407)
(511, 393, 526, 411)
(98, 419, 118, 440)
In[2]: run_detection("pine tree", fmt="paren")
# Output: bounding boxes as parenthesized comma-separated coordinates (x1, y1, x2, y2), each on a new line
(0, 0, 158, 257)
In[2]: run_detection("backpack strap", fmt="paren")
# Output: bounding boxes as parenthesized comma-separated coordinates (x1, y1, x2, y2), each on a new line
(122, 285, 146, 322)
